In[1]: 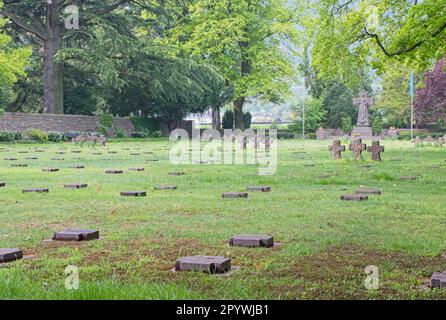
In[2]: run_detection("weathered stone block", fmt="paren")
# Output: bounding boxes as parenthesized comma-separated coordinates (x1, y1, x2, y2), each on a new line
(53, 229, 99, 241)
(175, 256, 231, 274)
(0, 249, 23, 263)
(229, 235, 274, 248)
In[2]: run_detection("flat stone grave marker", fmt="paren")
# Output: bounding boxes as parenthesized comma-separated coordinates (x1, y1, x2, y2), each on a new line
(106, 169, 123, 174)
(25, 157, 38, 160)
(108, 151, 117, 154)
(35, 150, 45, 153)
(169, 172, 185, 176)
(71, 150, 82, 153)
(23, 188, 49, 193)
(329, 140, 346, 160)
(129, 167, 145, 172)
(55, 152, 65, 155)
(93, 153, 102, 155)
(431, 272, 446, 289)
(0, 249, 23, 263)
(11, 164, 28, 167)
(69, 165, 85, 169)
(341, 194, 368, 201)
(121, 191, 147, 197)
(4, 158, 17, 161)
(53, 229, 99, 241)
(147, 159, 159, 162)
(222, 192, 248, 199)
(51, 158, 64, 161)
(64, 184, 88, 189)
(130, 153, 141, 156)
(143, 152, 153, 154)
(0, 182, 5, 188)
(247, 186, 271, 192)
(358, 165, 372, 168)
(154, 185, 177, 190)
(400, 176, 417, 180)
(175, 256, 231, 274)
(18, 151, 28, 154)
(42, 168, 59, 172)
(229, 235, 274, 248)
(356, 188, 381, 195)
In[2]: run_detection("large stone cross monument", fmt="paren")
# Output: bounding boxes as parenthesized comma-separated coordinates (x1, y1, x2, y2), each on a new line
(351, 91, 373, 138)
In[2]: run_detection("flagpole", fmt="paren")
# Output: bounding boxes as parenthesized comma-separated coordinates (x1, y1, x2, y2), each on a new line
(410, 72, 414, 141)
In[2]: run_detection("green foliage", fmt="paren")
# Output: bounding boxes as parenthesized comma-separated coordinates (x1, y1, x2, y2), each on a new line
(114, 128, 126, 138)
(64, 86, 98, 116)
(0, 131, 21, 142)
(222, 110, 234, 129)
(98, 114, 113, 136)
(131, 117, 161, 133)
(0, 108, 4, 116)
(289, 97, 325, 133)
(342, 117, 353, 134)
(25, 129, 48, 142)
(321, 82, 357, 129)
(243, 112, 252, 129)
(307, 0, 446, 81)
(47, 132, 66, 143)
(372, 115, 384, 136)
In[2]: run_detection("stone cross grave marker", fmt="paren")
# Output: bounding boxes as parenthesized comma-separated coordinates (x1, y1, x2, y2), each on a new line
(53, 229, 99, 241)
(367, 141, 384, 161)
(329, 140, 345, 160)
(349, 139, 367, 160)
(0, 249, 23, 263)
(229, 235, 274, 248)
(175, 256, 231, 274)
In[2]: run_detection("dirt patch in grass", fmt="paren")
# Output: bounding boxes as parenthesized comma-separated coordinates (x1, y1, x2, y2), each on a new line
(266, 245, 446, 300)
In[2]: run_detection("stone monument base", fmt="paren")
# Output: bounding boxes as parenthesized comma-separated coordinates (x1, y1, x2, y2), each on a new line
(351, 126, 373, 139)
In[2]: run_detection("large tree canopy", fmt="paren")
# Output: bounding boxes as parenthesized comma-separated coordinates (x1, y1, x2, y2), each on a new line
(0, 1, 30, 89)
(308, 0, 446, 84)
(161, 0, 300, 128)
(414, 58, 446, 127)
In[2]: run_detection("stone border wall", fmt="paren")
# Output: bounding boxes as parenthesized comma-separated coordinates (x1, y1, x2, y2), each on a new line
(0, 112, 134, 136)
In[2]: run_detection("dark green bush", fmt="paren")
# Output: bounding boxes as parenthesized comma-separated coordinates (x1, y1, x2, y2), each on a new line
(48, 132, 66, 142)
(131, 117, 160, 133)
(222, 110, 234, 129)
(243, 112, 252, 129)
(0, 131, 21, 142)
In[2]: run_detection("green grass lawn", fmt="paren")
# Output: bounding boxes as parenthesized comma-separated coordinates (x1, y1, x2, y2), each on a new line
(0, 139, 446, 300)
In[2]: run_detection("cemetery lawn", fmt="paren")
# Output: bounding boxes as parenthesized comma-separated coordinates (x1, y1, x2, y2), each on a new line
(1, 139, 446, 300)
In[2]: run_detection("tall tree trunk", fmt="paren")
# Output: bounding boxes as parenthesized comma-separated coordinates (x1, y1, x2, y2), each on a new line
(43, 1, 64, 114)
(212, 106, 221, 130)
(234, 41, 250, 129)
(234, 97, 245, 130)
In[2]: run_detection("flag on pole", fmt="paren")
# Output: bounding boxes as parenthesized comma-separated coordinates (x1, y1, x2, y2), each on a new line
(409, 72, 414, 97)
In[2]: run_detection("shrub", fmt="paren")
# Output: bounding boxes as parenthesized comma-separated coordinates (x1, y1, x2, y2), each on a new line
(341, 117, 353, 134)
(222, 110, 234, 129)
(243, 112, 252, 129)
(372, 115, 383, 136)
(131, 117, 160, 132)
(26, 129, 48, 142)
(114, 128, 126, 138)
(48, 132, 66, 142)
(0, 109, 5, 116)
(0, 131, 21, 142)
(99, 114, 113, 137)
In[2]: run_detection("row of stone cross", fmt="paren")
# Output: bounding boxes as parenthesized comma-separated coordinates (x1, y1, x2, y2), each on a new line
(329, 139, 384, 161)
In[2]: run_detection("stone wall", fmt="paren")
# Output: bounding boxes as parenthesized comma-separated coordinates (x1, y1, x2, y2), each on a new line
(0, 112, 134, 136)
